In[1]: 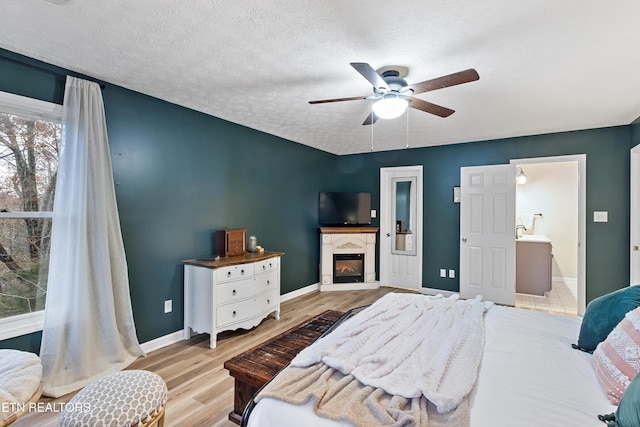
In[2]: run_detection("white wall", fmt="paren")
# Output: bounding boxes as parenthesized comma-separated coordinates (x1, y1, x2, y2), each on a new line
(516, 161, 578, 280)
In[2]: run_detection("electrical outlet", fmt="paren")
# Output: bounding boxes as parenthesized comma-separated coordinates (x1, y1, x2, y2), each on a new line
(448, 269, 455, 279)
(440, 269, 446, 278)
(164, 300, 172, 313)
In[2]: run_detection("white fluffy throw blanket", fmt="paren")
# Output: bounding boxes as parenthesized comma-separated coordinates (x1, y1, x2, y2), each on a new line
(291, 293, 492, 414)
(0, 349, 42, 422)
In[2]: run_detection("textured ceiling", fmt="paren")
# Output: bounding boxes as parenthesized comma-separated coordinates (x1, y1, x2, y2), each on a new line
(1, 1, 639, 155)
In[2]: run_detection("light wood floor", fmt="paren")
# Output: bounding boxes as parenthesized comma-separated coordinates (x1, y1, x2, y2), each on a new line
(14, 286, 415, 427)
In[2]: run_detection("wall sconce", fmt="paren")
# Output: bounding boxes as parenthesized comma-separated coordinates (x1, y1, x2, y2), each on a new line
(516, 167, 527, 185)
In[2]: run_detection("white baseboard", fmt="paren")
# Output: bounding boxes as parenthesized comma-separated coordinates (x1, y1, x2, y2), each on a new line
(419, 287, 457, 298)
(281, 282, 319, 302)
(140, 330, 183, 354)
(552, 277, 577, 286)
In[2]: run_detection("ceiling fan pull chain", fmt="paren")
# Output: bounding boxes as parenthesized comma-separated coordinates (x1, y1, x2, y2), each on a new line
(371, 111, 374, 152)
(406, 108, 409, 149)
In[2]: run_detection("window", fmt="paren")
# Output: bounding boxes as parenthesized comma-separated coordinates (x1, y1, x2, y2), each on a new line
(0, 91, 62, 340)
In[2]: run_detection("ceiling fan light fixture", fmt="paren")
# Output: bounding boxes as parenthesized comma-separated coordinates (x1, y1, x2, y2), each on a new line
(372, 96, 408, 120)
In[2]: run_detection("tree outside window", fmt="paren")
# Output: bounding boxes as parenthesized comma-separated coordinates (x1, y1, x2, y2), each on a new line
(0, 111, 59, 319)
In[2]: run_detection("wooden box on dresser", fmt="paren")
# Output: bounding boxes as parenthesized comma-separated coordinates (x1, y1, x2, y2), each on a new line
(182, 251, 284, 349)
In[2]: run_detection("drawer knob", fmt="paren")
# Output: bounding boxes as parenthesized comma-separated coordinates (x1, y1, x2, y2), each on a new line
(233, 310, 237, 317)
(263, 265, 266, 270)
(269, 263, 272, 268)
(232, 289, 237, 296)
(241, 269, 245, 275)
(267, 280, 270, 286)
(227, 271, 232, 278)
(267, 299, 270, 305)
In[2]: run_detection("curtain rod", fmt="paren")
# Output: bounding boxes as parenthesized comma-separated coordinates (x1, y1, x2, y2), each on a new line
(1, 55, 106, 89)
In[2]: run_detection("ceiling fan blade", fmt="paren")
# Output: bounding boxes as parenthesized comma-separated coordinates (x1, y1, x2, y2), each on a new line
(406, 69, 479, 95)
(350, 62, 389, 91)
(362, 111, 378, 126)
(408, 97, 455, 117)
(309, 95, 369, 104)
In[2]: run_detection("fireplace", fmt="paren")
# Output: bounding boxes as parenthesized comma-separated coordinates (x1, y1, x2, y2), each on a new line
(319, 227, 378, 291)
(333, 253, 364, 283)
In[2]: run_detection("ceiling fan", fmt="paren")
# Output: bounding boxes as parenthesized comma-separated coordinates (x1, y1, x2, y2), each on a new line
(309, 62, 479, 125)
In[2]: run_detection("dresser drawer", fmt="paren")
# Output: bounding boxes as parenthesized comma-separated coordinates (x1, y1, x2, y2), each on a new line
(217, 278, 257, 305)
(217, 271, 278, 305)
(217, 289, 279, 327)
(216, 263, 254, 283)
(255, 270, 278, 294)
(255, 257, 279, 275)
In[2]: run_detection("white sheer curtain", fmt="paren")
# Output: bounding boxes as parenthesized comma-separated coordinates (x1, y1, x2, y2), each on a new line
(40, 76, 144, 398)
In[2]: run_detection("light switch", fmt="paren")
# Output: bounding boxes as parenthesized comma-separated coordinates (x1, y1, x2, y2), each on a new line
(371, 209, 377, 218)
(440, 269, 446, 278)
(448, 269, 455, 279)
(593, 211, 608, 223)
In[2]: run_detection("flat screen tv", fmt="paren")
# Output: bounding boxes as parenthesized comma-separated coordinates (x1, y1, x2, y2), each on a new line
(319, 192, 371, 226)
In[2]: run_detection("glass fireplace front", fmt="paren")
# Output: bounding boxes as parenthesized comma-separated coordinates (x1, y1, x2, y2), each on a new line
(333, 253, 364, 283)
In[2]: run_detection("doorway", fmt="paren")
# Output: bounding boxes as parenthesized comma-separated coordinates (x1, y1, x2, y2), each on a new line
(379, 166, 423, 290)
(511, 155, 586, 315)
(458, 155, 586, 315)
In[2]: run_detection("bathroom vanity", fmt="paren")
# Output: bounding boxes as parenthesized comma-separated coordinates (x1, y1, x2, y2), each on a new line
(515, 235, 552, 296)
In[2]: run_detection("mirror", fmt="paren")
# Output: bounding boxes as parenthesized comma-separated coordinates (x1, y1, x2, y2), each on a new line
(392, 177, 417, 255)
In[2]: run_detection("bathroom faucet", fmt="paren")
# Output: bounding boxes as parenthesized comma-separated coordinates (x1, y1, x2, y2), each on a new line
(515, 224, 527, 238)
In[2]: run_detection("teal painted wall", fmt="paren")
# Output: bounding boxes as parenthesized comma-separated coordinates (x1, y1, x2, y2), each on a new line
(0, 50, 338, 352)
(338, 127, 631, 302)
(632, 122, 640, 148)
(0, 48, 635, 355)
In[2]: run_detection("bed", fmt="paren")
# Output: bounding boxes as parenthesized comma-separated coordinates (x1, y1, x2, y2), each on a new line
(242, 292, 617, 427)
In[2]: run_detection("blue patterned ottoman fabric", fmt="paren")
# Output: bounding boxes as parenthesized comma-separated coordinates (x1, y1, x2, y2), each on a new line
(58, 370, 167, 427)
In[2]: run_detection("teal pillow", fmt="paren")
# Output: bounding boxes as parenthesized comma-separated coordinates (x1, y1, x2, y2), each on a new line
(598, 373, 640, 427)
(574, 286, 640, 353)
(617, 373, 640, 427)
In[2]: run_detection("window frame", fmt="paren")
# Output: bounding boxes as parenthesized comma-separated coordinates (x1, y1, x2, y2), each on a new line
(0, 90, 62, 341)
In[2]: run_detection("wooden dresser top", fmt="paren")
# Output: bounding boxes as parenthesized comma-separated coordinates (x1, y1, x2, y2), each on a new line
(182, 250, 284, 269)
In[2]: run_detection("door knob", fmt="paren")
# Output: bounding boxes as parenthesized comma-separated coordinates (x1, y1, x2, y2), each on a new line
(462, 238, 467, 243)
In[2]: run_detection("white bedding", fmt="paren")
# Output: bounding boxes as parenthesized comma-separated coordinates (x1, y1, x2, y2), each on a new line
(246, 305, 616, 427)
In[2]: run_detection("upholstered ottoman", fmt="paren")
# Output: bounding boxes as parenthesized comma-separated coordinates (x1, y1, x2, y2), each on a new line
(59, 370, 167, 427)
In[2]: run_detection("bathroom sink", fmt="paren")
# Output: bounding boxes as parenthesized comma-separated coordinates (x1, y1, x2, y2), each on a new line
(517, 234, 551, 243)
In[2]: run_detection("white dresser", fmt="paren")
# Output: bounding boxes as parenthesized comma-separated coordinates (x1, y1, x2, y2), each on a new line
(182, 251, 283, 349)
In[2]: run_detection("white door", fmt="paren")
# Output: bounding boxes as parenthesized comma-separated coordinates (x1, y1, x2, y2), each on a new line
(380, 166, 423, 290)
(460, 164, 516, 305)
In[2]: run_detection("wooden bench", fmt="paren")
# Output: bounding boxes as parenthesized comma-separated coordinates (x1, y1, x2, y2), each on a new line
(224, 310, 345, 424)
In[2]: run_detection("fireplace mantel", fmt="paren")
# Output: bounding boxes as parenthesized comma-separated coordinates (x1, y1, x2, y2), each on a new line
(319, 227, 379, 234)
(319, 227, 379, 291)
